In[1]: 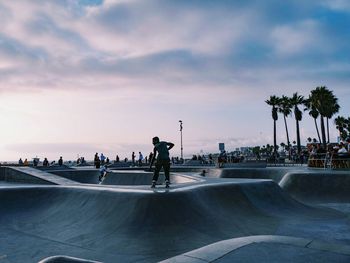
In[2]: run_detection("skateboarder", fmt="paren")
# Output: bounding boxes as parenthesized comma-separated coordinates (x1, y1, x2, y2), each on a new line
(99, 165, 107, 183)
(149, 136, 174, 188)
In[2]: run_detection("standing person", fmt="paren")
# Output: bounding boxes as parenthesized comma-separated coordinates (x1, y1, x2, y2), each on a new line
(43, 158, 49, 167)
(100, 153, 106, 165)
(149, 136, 174, 188)
(94, 153, 99, 167)
(131, 152, 136, 166)
(58, 156, 63, 166)
(148, 152, 153, 164)
(138, 152, 143, 166)
(95, 156, 101, 169)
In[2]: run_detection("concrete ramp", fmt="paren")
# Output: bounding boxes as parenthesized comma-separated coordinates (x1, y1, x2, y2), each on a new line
(1, 166, 79, 185)
(50, 169, 197, 185)
(161, 235, 350, 263)
(205, 167, 304, 183)
(279, 171, 350, 203)
(0, 180, 343, 262)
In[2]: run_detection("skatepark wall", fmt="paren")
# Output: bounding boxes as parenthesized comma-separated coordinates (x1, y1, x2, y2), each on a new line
(49, 169, 197, 185)
(205, 168, 291, 183)
(279, 171, 350, 203)
(48, 169, 100, 184)
(0, 167, 54, 185)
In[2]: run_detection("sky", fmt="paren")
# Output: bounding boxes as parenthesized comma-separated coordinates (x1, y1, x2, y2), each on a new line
(0, 0, 350, 161)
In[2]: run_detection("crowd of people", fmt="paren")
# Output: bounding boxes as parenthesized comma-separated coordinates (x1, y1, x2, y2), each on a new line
(14, 137, 350, 170)
(308, 138, 350, 168)
(17, 156, 63, 167)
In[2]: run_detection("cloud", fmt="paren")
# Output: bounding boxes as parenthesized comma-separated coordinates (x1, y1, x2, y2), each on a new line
(270, 20, 322, 56)
(0, 0, 348, 94)
(322, 0, 350, 12)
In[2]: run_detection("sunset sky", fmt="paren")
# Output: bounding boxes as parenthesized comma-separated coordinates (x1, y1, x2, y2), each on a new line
(0, 0, 350, 161)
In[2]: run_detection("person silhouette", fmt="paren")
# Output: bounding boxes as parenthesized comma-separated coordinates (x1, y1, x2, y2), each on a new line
(149, 136, 174, 188)
(132, 152, 136, 166)
(138, 152, 143, 166)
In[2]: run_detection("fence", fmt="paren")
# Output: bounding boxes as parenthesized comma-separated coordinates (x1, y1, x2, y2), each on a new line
(308, 153, 350, 169)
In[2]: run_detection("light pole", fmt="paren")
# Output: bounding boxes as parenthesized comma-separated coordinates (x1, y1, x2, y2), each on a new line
(179, 120, 183, 162)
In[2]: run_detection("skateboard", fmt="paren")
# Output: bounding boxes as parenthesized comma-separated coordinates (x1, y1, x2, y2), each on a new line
(151, 182, 170, 188)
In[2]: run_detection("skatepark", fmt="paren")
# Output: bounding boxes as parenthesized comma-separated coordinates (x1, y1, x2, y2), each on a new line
(1, 165, 350, 262)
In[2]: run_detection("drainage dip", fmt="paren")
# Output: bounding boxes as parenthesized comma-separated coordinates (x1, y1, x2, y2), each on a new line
(50, 169, 197, 185)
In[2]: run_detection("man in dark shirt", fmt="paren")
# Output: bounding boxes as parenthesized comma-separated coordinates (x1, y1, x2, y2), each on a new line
(58, 156, 63, 166)
(149, 136, 174, 188)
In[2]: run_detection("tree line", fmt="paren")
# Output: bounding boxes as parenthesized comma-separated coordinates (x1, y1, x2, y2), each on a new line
(265, 86, 349, 157)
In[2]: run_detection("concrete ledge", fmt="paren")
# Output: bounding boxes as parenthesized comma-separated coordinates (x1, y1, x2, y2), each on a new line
(38, 255, 101, 263)
(279, 171, 350, 202)
(160, 235, 350, 262)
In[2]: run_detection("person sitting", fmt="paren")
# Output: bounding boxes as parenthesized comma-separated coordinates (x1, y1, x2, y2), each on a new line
(338, 143, 348, 154)
(18, 158, 23, 166)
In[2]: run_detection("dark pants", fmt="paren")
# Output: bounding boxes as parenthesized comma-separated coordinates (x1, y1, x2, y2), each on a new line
(152, 159, 170, 182)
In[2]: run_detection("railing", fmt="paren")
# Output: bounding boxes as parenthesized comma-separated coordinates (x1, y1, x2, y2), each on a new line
(308, 153, 350, 169)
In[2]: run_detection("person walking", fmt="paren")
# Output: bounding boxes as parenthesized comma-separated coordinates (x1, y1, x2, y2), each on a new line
(149, 136, 174, 188)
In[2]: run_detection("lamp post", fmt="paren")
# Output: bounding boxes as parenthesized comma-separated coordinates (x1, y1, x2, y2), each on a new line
(179, 120, 183, 162)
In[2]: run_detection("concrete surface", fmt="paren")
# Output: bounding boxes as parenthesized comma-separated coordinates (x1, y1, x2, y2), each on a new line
(39, 255, 101, 263)
(0, 166, 79, 185)
(48, 169, 198, 185)
(0, 166, 350, 262)
(161, 235, 350, 262)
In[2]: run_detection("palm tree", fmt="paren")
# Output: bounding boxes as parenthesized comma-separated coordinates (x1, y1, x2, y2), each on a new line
(278, 96, 292, 149)
(309, 86, 339, 148)
(304, 98, 321, 143)
(335, 116, 348, 140)
(290, 93, 304, 155)
(324, 96, 340, 143)
(265, 96, 281, 157)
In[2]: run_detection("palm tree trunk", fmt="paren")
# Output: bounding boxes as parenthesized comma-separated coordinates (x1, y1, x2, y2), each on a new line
(296, 120, 301, 155)
(327, 118, 330, 143)
(314, 118, 321, 143)
(320, 116, 327, 148)
(283, 115, 290, 147)
(273, 120, 277, 157)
